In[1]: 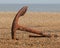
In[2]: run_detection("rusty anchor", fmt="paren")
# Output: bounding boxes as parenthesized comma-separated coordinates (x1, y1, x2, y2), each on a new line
(11, 6, 58, 40)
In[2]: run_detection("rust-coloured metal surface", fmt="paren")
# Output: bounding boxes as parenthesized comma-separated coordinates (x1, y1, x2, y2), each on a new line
(11, 6, 58, 40)
(11, 6, 28, 39)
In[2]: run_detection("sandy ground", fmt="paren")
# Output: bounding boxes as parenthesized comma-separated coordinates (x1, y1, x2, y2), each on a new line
(0, 12, 60, 48)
